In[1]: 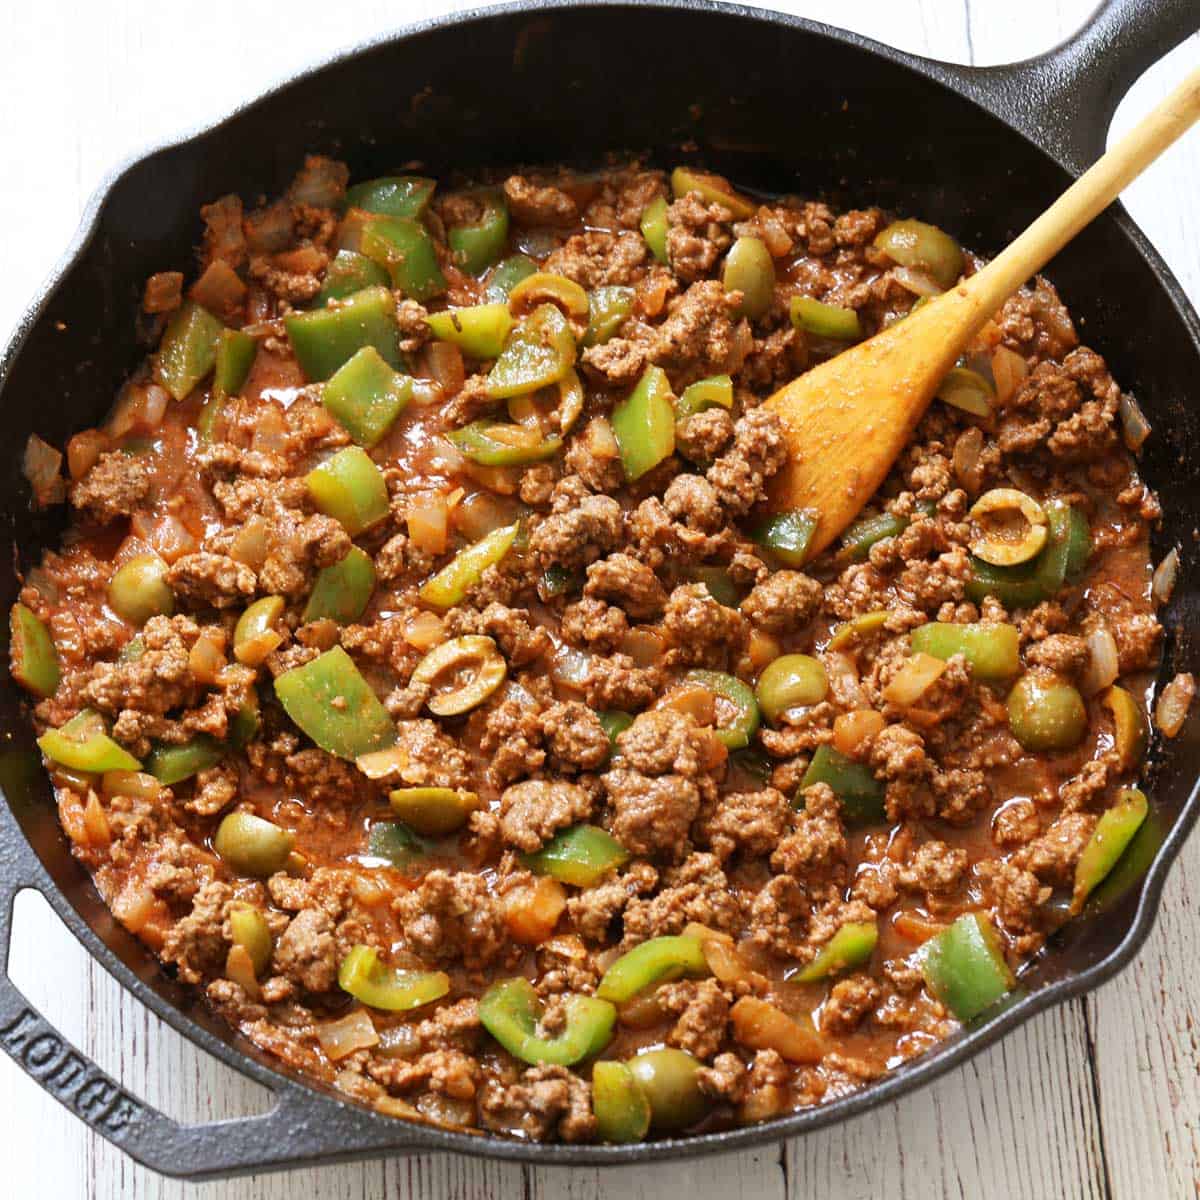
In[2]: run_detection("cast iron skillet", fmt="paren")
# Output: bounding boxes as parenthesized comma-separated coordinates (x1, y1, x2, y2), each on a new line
(1, 0, 1198, 1178)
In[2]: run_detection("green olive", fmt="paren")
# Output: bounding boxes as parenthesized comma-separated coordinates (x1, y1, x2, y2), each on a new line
(1007, 672, 1087, 752)
(228, 902, 273, 974)
(873, 218, 964, 290)
(214, 811, 294, 877)
(755, 654, 828, 724)
(108, 554, 173, 626)
(722, 237, 775, 320)
(627, 1048, 708, 1132)
(234, 595, 285, 665)
(389, 787, 479, 837)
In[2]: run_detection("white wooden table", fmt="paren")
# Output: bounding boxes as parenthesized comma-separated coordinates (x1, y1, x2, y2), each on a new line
(2, 2, 1197, 1196)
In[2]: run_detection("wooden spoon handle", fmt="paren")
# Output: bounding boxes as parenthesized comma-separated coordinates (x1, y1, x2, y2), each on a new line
(964, 64, 1200, 316)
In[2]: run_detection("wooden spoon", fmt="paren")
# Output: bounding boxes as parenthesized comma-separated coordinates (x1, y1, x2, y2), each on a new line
(765, 65, 1200, 560)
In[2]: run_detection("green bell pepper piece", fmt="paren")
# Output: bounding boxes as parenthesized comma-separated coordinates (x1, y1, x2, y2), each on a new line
(367, 820, 427, 866)
(38, 709, 140, 774)
(790, 296, 862, 341)
(145, 735, 225, 786)
(689, 564, 743, 608)
(583, 286, 636, 348)
(751, 510, 818, 567)
(592, 1060, 652, 1144)
(539, 564, 583, 600)
(479, 977, 615, 1066)
(426, 304, 513, 360)
(344, 175, 436, 219)
(596, 935, 708, 1003)
(360, 216, 446, 301)
(231, 691, 261, 749)
(285, 286, 400, 382)
(10, 603, 60, 698)
(303, 546, 376, 625)
(338, 944, 449, 1011)
(274, 646, 396, 760)
(1072, 787, 1149, 913)
(671, 167, 757, 219)
(317, 249, 391, 306)
(321, 346, 412, 447)
(212, 328, 256, 400)
(840, 511, 908, 561)
(447, 189, 510, 275)
(446, 419, 562, 467)
(484, 254, 538, 303)
(966, 501, 1090, 609)
(919, 911, 1014, 1022)
(909, 621, 1020, 681)
(731, 747, 772, 785)
(155, 301, 224, 401)
(800, 744, 885, 824)
(418, 523, 519, 610)
(676, 374, 733, 423)
(487, 304, 577, 400)
(685, 668, 760, 749)
(722, 236, 774, 320)
(792, 920, 878, 982)
(598, 711, 634, 757)
(305, 446, 390, 537)
(639, 196, 669, 264)
(523, 823, 630, 887)
(612, 365, 675, 481)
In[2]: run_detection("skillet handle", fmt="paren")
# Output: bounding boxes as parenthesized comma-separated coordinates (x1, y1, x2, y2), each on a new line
(0, 806, 420, 1179)
(943, 0, 1200, 175)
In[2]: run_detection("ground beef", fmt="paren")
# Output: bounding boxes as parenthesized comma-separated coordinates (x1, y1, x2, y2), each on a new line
(271, 908, 338, 994)
(662, 582, 748, 667)
(393, 870, 508, 970)
(652, 281, 750, 378)
(582, 653, 663, 711)
(822, 975, 881, 1034)
(503, 175, 579, 226)
(560, 596, 628, 652)
(697, 787, 791, 861)
(740, 570, 823, 633)
(529, 492, 623, 573)
(583, 552, 667, 618)
(544, 231, 648, 288)
(69, 451, 151, 523)
(161, 881, 232, 984)
(498, 779, 593, 852)
(622, 853, 742, 942)
(539, 702, 610, 771)
(604, 768, 700, 861)
(615, 709, 714, 778)
(581, 335, 649, 388)
(167, 552, 257, 608)
(706, 407, 788, 516)
(445, 602, 550, 666)
(566, 862, 659, 942)
(666, 193, 733, 282)
(479, 1065, 595, 1142)
(658, 978, 730, 1059)
(677, 407, 736, 464)
(770, 783, 847, 880)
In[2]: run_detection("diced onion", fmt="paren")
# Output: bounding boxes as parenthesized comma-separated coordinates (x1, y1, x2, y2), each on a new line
(550, 643, 592, 687)
(250, 405, 288, 454)
(67, 429, 110, 480)
(452, 491, 522, 541)
(102, 770, 162, 800)
(618, 628, 664, 667)
(756, 211, 794, 257)
(229, 518, 270, 570)
(23, 433, 65, 506)
(953, 426, 984, 492)
(1080, 626, 1119, 697)
(1118, 393, 1151, 452)
(583, 416, 620, 460)
(425, 342, 466, 395)
(891, 266, 944, 298)
(355, 745, 411, 781)
(82, 791, 111, 848)
(991, 345, 1028, 405)
(882, 652, 947, 706)
(316, 1009, 379, 1061)
(188, 632, 227, 684)
(133, 513, 198, 563)
(1152, 547, 1179, 607)
(833, 709, 885, 756)
(404, 611, 445, 651)
(112, 881, 158, 935)
(1155, 672, 1195, 738)
(407, 495, 450, 554)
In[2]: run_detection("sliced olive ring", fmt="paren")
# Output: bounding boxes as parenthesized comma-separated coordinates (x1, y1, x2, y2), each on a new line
(968, 487, 1048, 567)
(410, 635, 507, 716)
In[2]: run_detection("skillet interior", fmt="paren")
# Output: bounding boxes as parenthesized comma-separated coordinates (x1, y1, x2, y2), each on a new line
(1, 0, 1198, 1168)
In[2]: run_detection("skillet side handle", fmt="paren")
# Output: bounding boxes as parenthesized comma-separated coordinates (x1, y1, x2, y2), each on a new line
(947, 0, 1200, 175)
(0, 807, 422, 1179)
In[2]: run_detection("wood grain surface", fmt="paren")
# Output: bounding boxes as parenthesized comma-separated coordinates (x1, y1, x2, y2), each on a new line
(1, 2, 1197, 1196)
